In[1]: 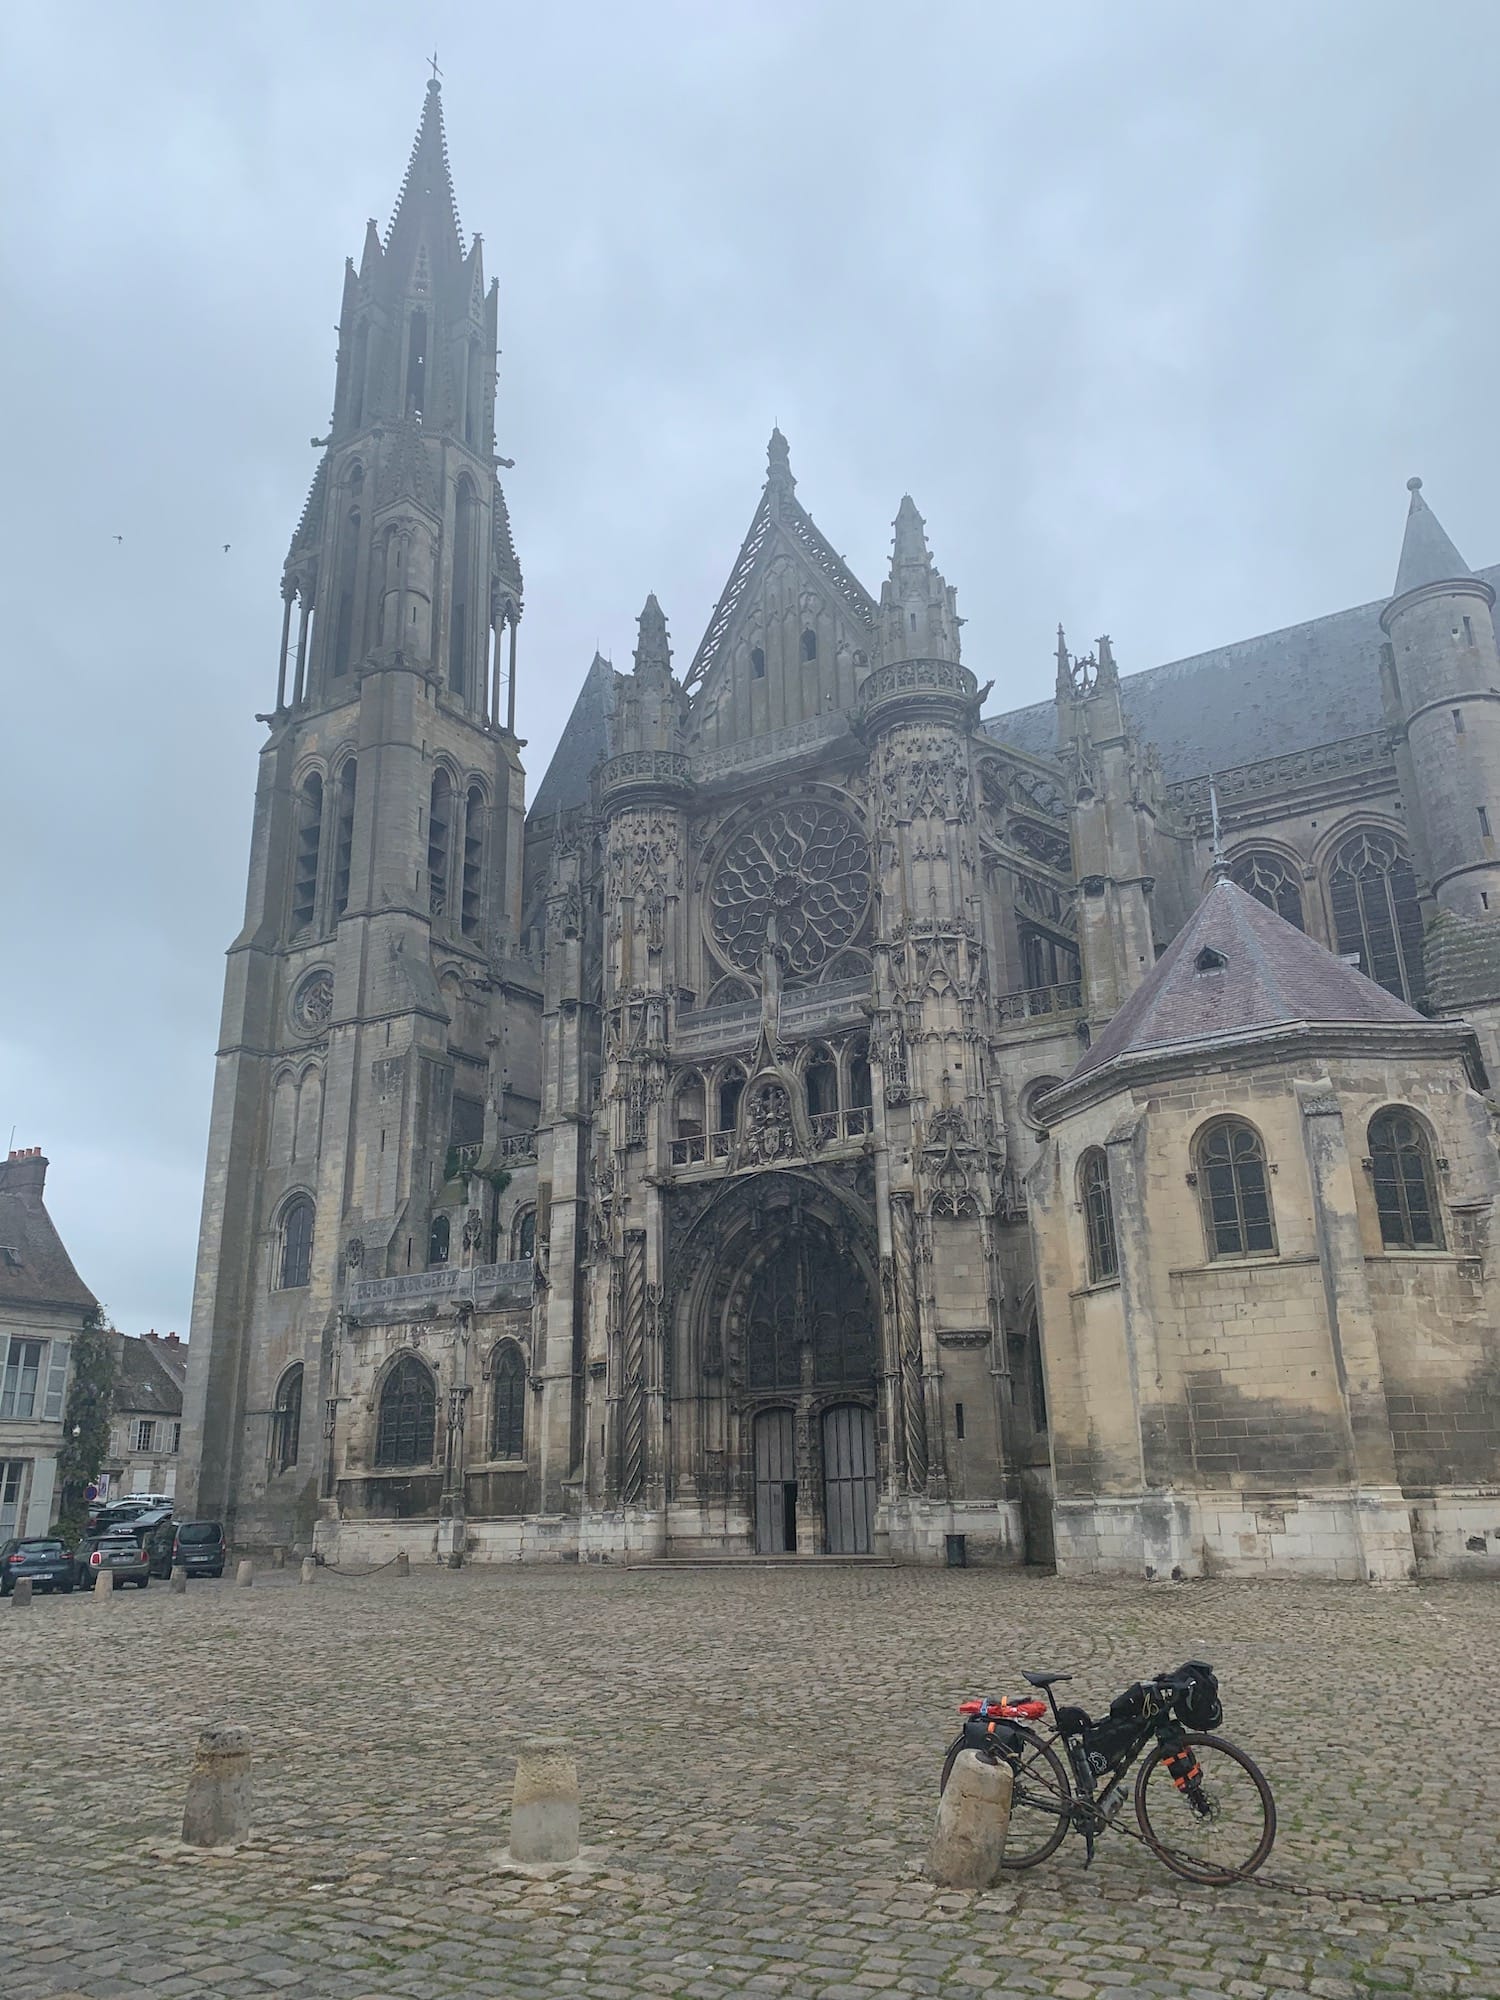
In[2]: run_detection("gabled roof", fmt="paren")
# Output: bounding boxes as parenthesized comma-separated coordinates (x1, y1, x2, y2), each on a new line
(1065, 877, 1425, 1087)
(528, 651, 620, 821)
(1392, 476, 1472, 598)
(0, 1167, 96, 1316)
(112, 1334, 186, 1419)
(983, 561, 1500, 783)
(683, 430, 877, 692)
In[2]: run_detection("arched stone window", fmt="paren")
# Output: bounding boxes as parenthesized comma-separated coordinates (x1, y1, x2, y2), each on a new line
(1230, 850, 1304, 930)
(673, 1073, 705, 1139)
(750, 645, 766, 679)
(1007, 1304, 1049, 1436)
(460, 784, 485, 937)
(375, 1355, 436, 1468)
(1195, 1119, 1275, 1259)
(1079, 1148, 1118, 1283)
(514, 1208, 536, 1260)
(289, 773, 324, 934)
(804, 1048, 838, 1120)
(404, 308, 428, 417)
(1367, 1108, 1445, 1249)
(270, 1364, 303, 1472)
(331, 760, 357, 918)
(490, 1343, 526, 1459)
(428, 1214, 450, 1267)
(278, 1196, 315, 1290)
(718, 1068, 746, 1133)
(428, 769, 453, 918)
(847, 1038, 873, 1113)
(449, 480, 476, 698)
(331, 504, 361, 678)
(801, 628, 818, 663)
(1327, 828, 1426, 1005)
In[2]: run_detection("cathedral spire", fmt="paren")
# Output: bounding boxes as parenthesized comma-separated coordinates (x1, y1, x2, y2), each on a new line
(384, 77, 465, 279)
(1391, 475, 1471, 600)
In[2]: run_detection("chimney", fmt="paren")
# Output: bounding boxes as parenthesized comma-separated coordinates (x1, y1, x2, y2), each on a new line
(0, 1148, 48, 1199)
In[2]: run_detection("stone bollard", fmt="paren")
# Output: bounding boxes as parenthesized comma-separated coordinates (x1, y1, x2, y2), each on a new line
(12, 1577, 32, 1607)
(235, 1558, 254, 1587)
(272, 1546, 286, 1570)
(509, 1738, 580, 1863)
(928, 1749, 1013, 1889)
(181, 1724, 253, 1848)
(94, 1568, 113, 1605)
(394, 1549, 410, 1577)
(299, 1557, 316, 1585)
(170, 1566, 188, 1594)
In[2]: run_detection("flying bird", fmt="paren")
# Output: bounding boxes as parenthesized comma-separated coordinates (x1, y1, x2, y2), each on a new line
(223, 544, 231, 553)
(112, 534, 123, 543)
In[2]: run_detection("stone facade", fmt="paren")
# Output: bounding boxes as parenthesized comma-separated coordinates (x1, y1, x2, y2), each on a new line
(99, 1330, 186, 1503)
(0, 1149, 96, 1539)
(183, 83, 1500, 1577)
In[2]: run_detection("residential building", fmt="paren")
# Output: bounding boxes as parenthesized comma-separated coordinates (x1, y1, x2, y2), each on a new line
(0, 1149, 96, 1539)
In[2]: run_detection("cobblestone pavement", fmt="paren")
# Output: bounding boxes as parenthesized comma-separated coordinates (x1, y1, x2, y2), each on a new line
(6, 1563, 1500, 2000)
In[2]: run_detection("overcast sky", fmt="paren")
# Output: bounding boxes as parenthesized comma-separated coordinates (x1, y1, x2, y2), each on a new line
(3, 1, 1497, 1335)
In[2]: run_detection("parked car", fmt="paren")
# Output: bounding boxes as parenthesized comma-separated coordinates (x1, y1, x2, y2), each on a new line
(73, 1527, 150, 1589)
(0, 1536, 76, 1595)
(148, 1519, 225, 1579)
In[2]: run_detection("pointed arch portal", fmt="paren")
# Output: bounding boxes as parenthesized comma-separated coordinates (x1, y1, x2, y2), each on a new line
(674, 1171, 884, 1556)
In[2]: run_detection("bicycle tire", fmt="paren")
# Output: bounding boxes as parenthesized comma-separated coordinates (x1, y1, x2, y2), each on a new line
(939, 1725, 1072, 1870)
(1133, 1730, 1276, 1884)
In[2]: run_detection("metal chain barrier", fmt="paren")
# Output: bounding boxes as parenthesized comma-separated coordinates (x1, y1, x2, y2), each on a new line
(313, 1554, 407, 1578)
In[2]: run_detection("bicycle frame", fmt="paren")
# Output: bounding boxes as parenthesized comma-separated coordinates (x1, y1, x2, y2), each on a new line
(1031, 1679, 1192, 1862)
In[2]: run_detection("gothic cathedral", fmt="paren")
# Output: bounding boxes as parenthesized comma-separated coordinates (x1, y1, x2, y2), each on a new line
(181, 83, 1500, 1581)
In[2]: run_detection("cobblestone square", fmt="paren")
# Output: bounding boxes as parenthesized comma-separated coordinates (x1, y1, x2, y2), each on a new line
(6, 1565, 1500, 1999)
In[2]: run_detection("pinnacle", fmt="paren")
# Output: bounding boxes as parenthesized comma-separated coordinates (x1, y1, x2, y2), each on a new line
(636, 592, 671, 670)
(891, 494, 930, 567)
(1391, 473, 1472, 600)
(766, 427, 793, 484)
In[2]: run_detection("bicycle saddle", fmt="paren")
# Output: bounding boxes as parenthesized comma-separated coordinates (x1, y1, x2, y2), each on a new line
(1022, 1669, 1074, 1688)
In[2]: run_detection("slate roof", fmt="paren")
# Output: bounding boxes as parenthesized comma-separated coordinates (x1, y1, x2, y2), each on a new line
(982, 563, 1500, 783)
(1065, 877, 1424, 1087)
(528, 651, 620, 821)
(111, 1334, 186, 1419)
(1392, 479, 1472, 599)
(0, 1166, 96, 1315)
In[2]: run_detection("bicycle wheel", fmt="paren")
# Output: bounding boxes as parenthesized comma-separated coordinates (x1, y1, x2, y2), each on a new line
(939, 1726, 1072, 1870)
(1134, 1731, 1276, 1884)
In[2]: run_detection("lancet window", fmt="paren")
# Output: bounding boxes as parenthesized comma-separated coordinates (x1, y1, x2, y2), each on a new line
(1195, 1119, 1276, 1259)
(1327, 828, 1425, 1005)
(1230, 850, 1304, 930)
(375, 1356, 436, 1468)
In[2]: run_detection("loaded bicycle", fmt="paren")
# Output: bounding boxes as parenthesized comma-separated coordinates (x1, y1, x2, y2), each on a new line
(940, 1659, 1276, 1885)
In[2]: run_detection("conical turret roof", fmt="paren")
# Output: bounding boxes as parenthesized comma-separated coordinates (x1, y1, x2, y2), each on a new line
(1392, 476, 1471, 599)
(1065, 878, 1424, 1089)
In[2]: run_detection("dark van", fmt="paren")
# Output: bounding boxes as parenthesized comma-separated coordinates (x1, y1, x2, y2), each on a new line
(148, 1520, 226, 1579)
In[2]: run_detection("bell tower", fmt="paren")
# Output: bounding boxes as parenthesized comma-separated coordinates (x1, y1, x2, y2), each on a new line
(180, 81, 532, 1542)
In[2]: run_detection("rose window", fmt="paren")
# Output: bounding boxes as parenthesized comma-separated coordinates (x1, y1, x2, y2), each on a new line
(290, 968, 334, 1036)
(709, 800, 870, 977)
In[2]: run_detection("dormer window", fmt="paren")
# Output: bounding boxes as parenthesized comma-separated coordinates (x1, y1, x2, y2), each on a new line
(1195, 946, 1228, 973)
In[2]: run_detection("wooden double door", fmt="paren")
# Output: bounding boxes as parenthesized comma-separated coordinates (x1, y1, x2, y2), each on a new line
(752, 1403, 876, 1555)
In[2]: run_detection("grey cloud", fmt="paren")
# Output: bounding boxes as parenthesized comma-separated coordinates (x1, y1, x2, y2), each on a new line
(3, 0, 1496, 1328)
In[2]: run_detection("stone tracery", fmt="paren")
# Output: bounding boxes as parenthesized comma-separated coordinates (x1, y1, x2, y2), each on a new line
(708, 798, 870, 976)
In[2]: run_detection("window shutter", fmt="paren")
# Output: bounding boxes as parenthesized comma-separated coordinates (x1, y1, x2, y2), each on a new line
(43, 1340, 69, 1421)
